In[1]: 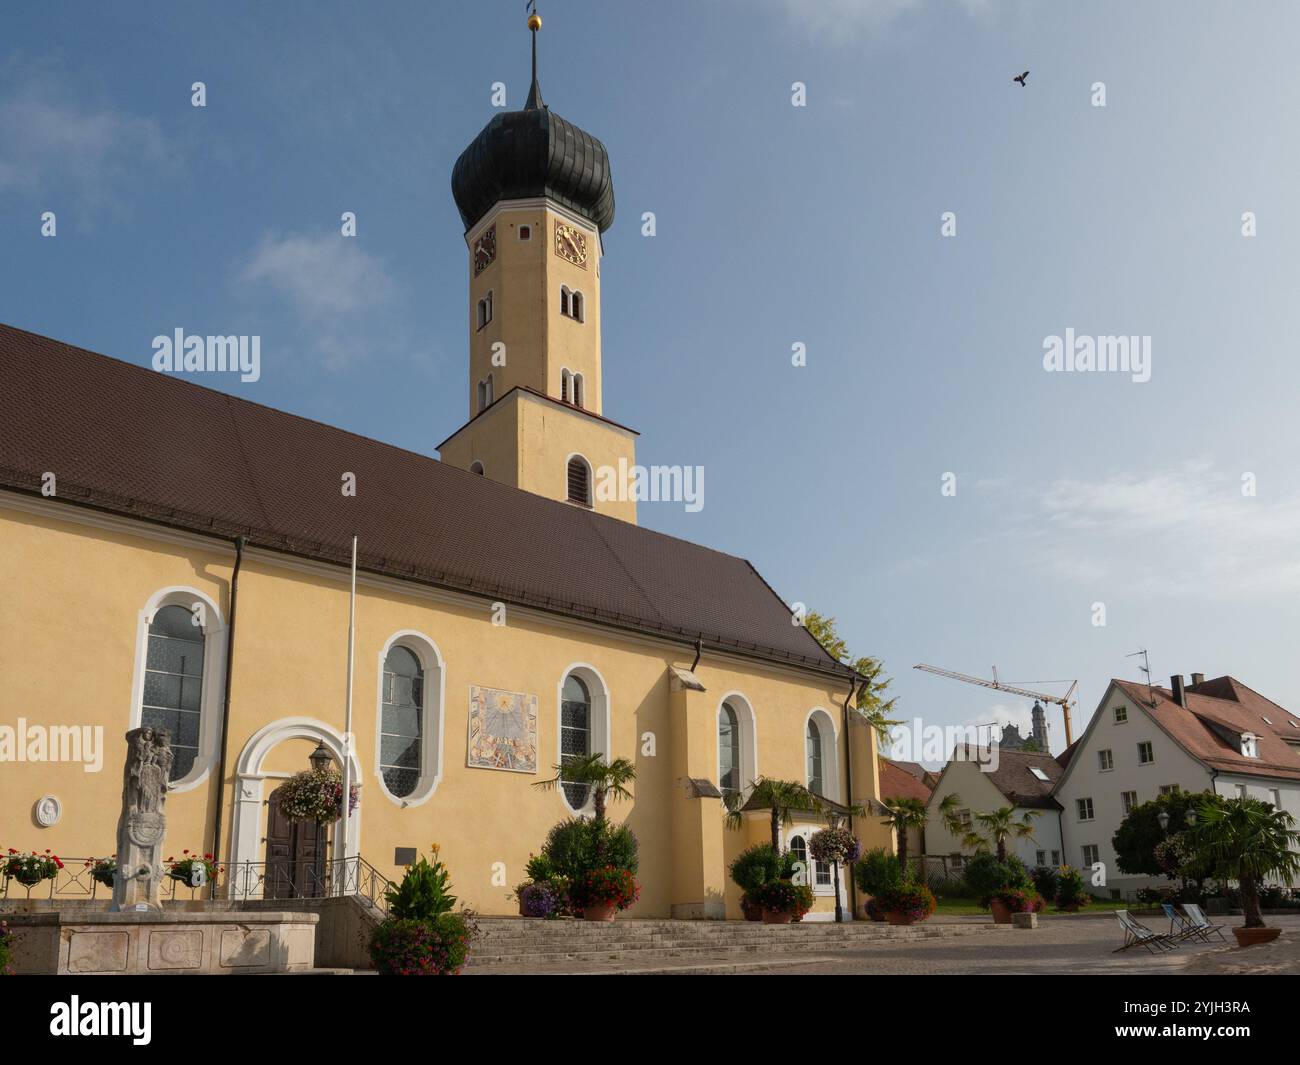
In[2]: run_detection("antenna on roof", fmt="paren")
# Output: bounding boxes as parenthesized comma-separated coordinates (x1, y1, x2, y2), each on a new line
(1126, 648, 1157, 707)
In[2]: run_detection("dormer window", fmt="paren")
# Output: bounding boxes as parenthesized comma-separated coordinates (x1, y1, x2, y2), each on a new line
(1241, 732, 1259, 758)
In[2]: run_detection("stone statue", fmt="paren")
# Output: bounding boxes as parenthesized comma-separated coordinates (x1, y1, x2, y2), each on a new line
(111, 726, 172, 912)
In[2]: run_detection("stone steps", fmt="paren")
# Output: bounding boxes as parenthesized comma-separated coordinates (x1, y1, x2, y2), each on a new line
(463, 919, 1008, 969)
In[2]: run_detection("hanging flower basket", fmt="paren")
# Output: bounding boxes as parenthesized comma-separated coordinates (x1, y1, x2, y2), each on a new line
(809, 827, 861, 865)
(165, 851, 222, 887)
(276, 768, 360, 824)
(84, 857, 117, 888)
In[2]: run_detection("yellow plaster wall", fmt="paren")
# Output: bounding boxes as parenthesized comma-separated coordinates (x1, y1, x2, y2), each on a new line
(0, 499, 880, 919)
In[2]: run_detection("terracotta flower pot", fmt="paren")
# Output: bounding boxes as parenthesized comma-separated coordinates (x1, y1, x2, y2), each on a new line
(886, 911, 915, 926)
(989, 899, 1013, 924)
(740, 897, 764, 922)
(582, 900, 617, 922)
(762, 908, 795, 924)
(1232, 926, 1281, 947)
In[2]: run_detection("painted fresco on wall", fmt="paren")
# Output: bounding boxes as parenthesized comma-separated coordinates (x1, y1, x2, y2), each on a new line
(467, 685, 538, 773)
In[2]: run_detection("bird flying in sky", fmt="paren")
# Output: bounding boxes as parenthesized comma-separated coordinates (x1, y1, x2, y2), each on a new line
(1013, 71, 1030, 86)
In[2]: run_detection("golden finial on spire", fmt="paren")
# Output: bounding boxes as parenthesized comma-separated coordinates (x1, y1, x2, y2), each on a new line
(527, 1, 541, 32)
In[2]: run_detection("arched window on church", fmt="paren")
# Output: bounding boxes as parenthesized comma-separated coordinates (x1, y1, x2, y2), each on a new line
(560, 674, 591, 809)
(561, 368, 572, 404)
(485, 373, 494, 406)
(571, 291, 584, 322)
(559, 285, 571, 318)
(380, 645, 423, 799)
(477, 291, 493, 330)
(572, 373, 584, 409)
(566, 456, 592, 507)
(718, 701, 740, 800)
(142, 604, 206, 781)
(469, 460, 485, 476)
(806, 717, 824, 796)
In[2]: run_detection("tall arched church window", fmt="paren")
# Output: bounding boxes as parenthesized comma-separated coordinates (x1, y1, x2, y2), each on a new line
(718, 702, 740, 799)
(559, 285, 571, 317)
(560, 674, 591, 808)
(380, 645, 423, 799)
(806, 718, 824, 796)
(572, 373, 584, 409)
(142, 604, 206, 780)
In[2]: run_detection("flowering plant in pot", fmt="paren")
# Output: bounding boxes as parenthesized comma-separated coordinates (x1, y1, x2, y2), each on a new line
(992, 887, 1043, 915)
(754, 878, 815, 923)
(276, 767, 360, 824)
(570, 866, 639, 921)
(165, 850, 220, 887)
(875, 881, 936, 926)
(515, 880, 565, 919)
(3, 850, 62, 887)
(369, 912, 478, 976)
(84, 857, 117, 889)
(854, 847, 902, 922)
(729, 843, 797, 921)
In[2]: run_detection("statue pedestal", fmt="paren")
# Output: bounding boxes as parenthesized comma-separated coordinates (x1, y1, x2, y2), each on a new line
(110, 804, 167, 912)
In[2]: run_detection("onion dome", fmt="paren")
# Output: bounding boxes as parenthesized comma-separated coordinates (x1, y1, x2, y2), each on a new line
(451, 13, 614, 234)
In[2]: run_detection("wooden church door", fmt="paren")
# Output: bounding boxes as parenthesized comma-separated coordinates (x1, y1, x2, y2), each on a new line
(265, 788, 328, 899)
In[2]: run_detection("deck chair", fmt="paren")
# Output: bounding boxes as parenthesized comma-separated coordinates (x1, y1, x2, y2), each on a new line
(1181, 903, 1229, 943)
(1114, 909, 1178, 953)
(1161, 902, 1203, 942)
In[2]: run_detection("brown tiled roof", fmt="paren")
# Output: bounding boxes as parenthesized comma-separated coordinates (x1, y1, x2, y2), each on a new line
(1114, 678, 1300, 782)
(977, 748, 1065, 810)
(0, 323, 851, 679)
(878, 759, 932, 804)
(1186, 676, 1300, 742)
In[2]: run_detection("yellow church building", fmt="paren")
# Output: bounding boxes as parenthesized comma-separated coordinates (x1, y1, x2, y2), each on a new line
(0, 22, 888, 921)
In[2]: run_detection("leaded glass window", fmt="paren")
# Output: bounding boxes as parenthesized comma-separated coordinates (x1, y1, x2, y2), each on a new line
(560, 674, 591, 808)
(806, 718, 823, 796)
(141, 604, 205, 780)
(381, 645, 423, 798)
(718, 702, 740, 798)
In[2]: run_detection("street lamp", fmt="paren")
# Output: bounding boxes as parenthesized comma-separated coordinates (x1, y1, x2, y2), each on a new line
(1185, 809, 1197, 827)
(1157, 810, 1170, 834)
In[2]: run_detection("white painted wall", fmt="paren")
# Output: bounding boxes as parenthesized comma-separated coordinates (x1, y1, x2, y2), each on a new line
(924, 758, 1062, 869)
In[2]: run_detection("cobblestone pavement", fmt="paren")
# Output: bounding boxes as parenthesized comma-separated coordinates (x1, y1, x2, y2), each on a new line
(721, 915, 1300, 976)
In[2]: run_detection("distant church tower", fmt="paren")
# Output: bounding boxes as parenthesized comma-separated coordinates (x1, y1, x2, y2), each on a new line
(437, 11, 639, 523)
(1030, 701, 1049, 749)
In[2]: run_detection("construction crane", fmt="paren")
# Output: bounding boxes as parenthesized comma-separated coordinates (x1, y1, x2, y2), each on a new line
(913, 663, 1077, 747)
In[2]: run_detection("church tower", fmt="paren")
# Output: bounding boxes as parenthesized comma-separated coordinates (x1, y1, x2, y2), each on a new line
(437, 11, 638, 523)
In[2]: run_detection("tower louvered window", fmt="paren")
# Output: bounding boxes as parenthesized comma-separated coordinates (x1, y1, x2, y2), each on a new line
(567, 457, 590, 506)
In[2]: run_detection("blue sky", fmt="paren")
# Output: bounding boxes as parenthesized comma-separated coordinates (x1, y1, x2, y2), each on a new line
(4, 1, 1300, 759)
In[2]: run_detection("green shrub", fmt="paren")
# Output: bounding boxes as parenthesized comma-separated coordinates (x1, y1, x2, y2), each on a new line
(1054, 865, 1089, 910)
(524, 853, 554, 882)
(368, 913, 477, 975)
(730, 844, 796, 894)
(1029, 865, 1059, 901)
(0, 919, 14, 975)
(542, 818, 638, 880)
(384, 847, 456, 920)
(854, 848, 903, 897)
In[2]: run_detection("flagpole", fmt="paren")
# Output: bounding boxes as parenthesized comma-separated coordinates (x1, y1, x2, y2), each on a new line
(339, 535, 357, 892)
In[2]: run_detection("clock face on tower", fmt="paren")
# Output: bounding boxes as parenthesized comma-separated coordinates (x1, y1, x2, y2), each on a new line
(554, 222, 588, 268)
(473, 225, 497, 275)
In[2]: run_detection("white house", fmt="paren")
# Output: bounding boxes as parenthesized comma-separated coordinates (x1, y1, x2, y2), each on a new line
(924, 747, 1066, 871)
(1053, 674, 1300, 895)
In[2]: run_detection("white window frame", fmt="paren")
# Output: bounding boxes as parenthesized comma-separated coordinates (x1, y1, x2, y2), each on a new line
(1077, 797, 1094, 822)
(555, 663, 612, 817)
(565, 452, 594, 507)
(518, 224, 532, 241)
(1121, 790, 1137, 815)
(129, 586, 228, 794)
(1241, 732, 1259, 758)
(1137, 740, 1154, 765)
(1098, 748, 1114, 772)
(477, 290, 493, 330)
(572, 372, 585, 409)
(1114, 705, 1128, 723)
(1081, 844, 1100, 867)
(373, 630, 446, 807)
(786, 827, 835, 897)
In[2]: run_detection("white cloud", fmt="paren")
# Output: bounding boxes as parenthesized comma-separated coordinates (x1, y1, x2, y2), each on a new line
(1030, 461, 1300, 596)
(240, 232, 394, 320)
(0, 70, 170, 206)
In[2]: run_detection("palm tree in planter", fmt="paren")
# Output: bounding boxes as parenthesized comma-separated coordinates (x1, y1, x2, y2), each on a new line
(879, 794, 964, 876)
(724, 777, 825, 852)
(1187, 796, 1300, 946)
(535, 752, 636, 826)
(967, 806, 1040, 862)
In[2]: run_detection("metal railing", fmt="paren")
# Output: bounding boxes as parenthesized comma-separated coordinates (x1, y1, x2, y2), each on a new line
(2, 855, 396, 916)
